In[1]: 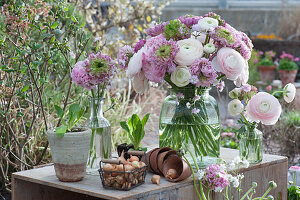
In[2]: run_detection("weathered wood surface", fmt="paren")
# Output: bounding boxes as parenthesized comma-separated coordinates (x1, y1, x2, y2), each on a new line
(12, 148, 287, 200)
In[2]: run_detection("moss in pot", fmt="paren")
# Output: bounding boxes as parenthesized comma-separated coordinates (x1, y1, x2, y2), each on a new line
(47, 103, 91, 182)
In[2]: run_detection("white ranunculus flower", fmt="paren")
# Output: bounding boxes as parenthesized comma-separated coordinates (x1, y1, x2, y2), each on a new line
(197, 17, 219, 32)
(132, 71, 149, 94)
(283, 83, 296, 103)
(171, 66, 192, 87)
(127, 47, 145, 78)
(229, 88, 242, 99)
(228, 99, 244, 116)
(203, 43, 215, 54)
(175, 38, 203, 66)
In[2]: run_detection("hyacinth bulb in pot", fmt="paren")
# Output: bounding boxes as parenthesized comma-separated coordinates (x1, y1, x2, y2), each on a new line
(228, 83, 296, 163)
(256, 50, 276, 83)
(277, 52, 299, 85)
(47, 104, 91, 182)
(118, 13, 253, 167)
(71, 52, 117, 172)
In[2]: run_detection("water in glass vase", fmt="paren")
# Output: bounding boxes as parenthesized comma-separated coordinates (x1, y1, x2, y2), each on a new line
(239, 128, 263, 163)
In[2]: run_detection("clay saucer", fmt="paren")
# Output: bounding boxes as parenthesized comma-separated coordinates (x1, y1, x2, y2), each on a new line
(162, 154, 192, 182)
(144, 148, 159, 173)
(157, 150, 177, 175)
(149, 147, 172, 174)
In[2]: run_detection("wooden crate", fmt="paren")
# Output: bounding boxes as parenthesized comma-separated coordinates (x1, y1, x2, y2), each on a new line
(12, 148, 287, 200)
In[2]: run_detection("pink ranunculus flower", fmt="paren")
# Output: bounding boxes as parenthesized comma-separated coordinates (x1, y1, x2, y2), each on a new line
(245, 92, 282, 125)
(212, 47, 248, 83)
(126, 47, 146, 78)
(133, 71, 149, 94)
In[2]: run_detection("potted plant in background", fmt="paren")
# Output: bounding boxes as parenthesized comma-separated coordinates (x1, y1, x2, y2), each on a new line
(47, 104, 91, 182)
(71, 52, 117, 172)
(278, 51, 299, 85)
(256, 50, 277, 83)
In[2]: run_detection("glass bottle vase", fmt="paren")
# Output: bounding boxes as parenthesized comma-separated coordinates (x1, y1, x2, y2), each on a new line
(159, 87, 220, 168)
(86, 97, 112, 170)
(239, 125, 263, 163)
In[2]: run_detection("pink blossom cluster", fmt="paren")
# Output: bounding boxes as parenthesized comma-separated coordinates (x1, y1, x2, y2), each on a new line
(221, 132, 235, 137)
(280, 51, 299, 62)
(118, 13, 253, 93)
(142, 35, 179, 82)
(71, 53, 116, 90)
(117, 45, 134, 70)
(146, 21, 170, 37)
(178, 15, 202, 28)
(202, 164, 230, 192)
(190, 58, 218, 87)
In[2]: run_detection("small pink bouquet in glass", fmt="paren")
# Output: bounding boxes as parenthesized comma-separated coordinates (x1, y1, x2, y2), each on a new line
(228, 83, 296, 162)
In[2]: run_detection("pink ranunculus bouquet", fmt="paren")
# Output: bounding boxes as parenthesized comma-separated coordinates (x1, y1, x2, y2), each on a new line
(117, 12, 253, 94)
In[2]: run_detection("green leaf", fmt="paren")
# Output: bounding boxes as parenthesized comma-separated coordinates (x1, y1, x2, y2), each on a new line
(50, 36, 55, 44)
(68, 103, 80, 128)
(71, 16, 77, 23)
(54, 105, 64, 119)
(51, 21, 59, 29)
(141, 113, 150, 128)
(132, 122, 142, 149)
(120, 121, 130, 133)
(21, 85, 30, 92)
(55, 125, 67, 138)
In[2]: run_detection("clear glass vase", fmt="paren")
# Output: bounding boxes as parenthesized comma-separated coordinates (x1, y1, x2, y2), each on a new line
(159, 87, 220, 168)
(86, 97, 112, 171)
(239, 125, 263, 163)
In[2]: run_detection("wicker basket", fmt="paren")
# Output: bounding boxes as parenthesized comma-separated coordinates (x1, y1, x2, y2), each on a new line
(98, 151, 147, 191)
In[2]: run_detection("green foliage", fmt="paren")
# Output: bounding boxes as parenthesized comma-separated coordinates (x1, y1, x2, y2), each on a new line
(164, 20, 189, 40)
(288, 173, 300, 200)
(120, 113, 150, 150)
(247, 49, 261, 84)
(284, 111, 300, 127)
(54, 104, 85, 138)
(278, 59, 299, 71)
(220, 125, 239, 149)
(257, 58, 275, 66)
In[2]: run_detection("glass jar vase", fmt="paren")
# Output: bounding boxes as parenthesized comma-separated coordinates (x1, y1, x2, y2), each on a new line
(239, 125, 263, 163)
(159, 87, 220, 168)
(86, 97, 112, 170)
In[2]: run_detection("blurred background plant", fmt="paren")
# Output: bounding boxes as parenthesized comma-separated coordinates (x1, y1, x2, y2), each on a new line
(0, 0, 171, 196)
(263, 107, 300, 165)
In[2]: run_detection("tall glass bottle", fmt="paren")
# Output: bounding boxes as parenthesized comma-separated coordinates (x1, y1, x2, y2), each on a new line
(86, 97, 112, 170)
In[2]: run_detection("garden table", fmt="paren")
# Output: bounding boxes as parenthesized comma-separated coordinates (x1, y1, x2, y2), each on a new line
(12, 148, 287, 200)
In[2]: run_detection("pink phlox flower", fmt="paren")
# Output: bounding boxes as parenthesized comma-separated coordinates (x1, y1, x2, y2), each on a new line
(242, 84, 251, 92)
(146, 21, 170, 37)
(192, 108, 200, 114)
(266, 85, 272, 91)
(134, 39, 146, 53)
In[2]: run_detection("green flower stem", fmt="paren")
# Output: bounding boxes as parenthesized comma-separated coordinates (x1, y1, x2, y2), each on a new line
(186, 148, 208, 200)
(259, 187, 272, 200)
(271, 90, 284, 96)
(184, 155, 203, 200)
(240, 187, 255, 200)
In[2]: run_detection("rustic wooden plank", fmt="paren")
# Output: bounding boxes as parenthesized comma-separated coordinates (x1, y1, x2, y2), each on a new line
(12, 148, 288, 200)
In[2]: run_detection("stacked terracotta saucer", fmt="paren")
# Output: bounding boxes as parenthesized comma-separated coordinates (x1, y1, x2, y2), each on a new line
(144, 147, 192, 182)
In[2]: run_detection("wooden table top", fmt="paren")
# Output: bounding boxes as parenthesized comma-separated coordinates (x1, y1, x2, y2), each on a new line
(12, 148, 287, 200)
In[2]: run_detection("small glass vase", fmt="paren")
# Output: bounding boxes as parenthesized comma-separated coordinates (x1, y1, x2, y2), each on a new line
(86, 97, 112, 171)
(239, 125, 263, 163)
(159, 87, 220, 168)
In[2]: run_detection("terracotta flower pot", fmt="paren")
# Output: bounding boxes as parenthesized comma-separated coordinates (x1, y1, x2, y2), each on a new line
(157, 150, 177, 175)
(278, 70, 298, 85)
(47, 128, 91, 182)
(149, 147, 172, 175)
(258, 65, 277, 83)
(144, 148, 159, 173)
(162, 154, 192, 182)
